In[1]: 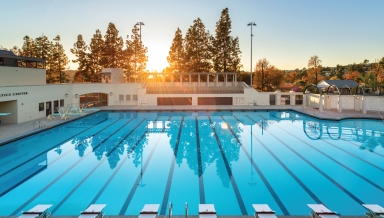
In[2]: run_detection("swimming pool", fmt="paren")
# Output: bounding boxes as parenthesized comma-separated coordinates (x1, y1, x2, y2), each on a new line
(0, 110, 384, 216)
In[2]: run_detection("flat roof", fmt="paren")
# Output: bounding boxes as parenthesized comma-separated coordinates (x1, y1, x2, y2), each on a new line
(0, 50, 46, 62)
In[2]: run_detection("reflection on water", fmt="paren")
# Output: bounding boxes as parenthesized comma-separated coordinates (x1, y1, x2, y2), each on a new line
(1, 110, 384, 208)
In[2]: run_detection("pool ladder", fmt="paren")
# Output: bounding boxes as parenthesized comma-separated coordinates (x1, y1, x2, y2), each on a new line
(377, 110, 384, 121)
(168, 202, 188, 218)
(33, 121, 46, 129)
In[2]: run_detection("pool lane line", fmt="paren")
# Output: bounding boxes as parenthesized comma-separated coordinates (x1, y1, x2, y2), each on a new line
(89, 118, 155, 205)
(232, 115, 289, 215)
(162, 116, 172, 133)
(0, 167, 47, 198)
(10, 148, 95, 216)
(8, 117, 132, 215)
(119, 133, 162, 215)
(105, 118, 147, 157)
(208, 116, 247, 215)
(0, 118, 110, 178)
(284, 121, 384, 173)
(273, 125, 384, 192)
(245, 116, 325, 205)
(0, 118, 122, 198)
(258, 124, 365, 206)
(91, 118, 136, 151)
(50, 155, 108, 214)
(344, 140, 384, 158)
(195, 117, 205, 204)
(160, 117, 184, 215)
(52, 118, 152, 214)
(324, 141, 384, 172)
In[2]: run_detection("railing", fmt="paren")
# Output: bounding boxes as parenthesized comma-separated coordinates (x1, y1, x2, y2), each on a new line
(33, 121, 46, 130)
(168, 202, 172, 218)
(146, 88, 244, 94)
(242, 82, 249, 88)
(377, 110, 384, 121)
(185, 202, 188, 218)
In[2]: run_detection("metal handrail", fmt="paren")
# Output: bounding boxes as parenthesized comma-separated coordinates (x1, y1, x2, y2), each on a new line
(33, 121, 39, 129)
(185, 202, 188, 218)
(33, 120, 47, 130)
(377, 110, 384, 121)
(168, 202, 172, 218)
(39, 121, 46, 128)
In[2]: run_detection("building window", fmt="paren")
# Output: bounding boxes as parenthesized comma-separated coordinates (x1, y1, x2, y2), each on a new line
(119, 95, 124, 101)
(39, 102, 44, 111)
(126, 95, 131, 101)
(133, 95, 138, 101)
(60, 99, 64, 107)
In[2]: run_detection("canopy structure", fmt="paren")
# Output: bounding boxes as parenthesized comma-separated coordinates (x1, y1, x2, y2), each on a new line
(316, 80, 364, 95)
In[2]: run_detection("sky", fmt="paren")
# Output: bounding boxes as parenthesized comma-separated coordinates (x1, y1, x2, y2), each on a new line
(1, 0, 384, 72)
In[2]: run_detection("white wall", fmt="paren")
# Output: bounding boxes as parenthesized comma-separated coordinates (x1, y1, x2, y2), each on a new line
(0, 81, 308, 124)
(0, 66, 46, 86)
(0, 84, 73, 123)
(364, 96, 384, 112)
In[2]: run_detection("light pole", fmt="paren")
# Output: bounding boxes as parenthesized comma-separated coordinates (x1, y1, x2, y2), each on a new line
(135, 22, 144, 74)
(247, 22, 256, 88)
(136, 22, 145, 41)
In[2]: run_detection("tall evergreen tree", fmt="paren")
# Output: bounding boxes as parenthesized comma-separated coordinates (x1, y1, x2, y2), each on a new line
(71, 34, 91, 81)
(212, 8, 242, 73)
(103, 22, 124, 68)
(167, 27, 185, 73)
(125, 24, 148, 74)
(49, 35, 69, 83)
(21, 36, 36, 57)
(184, 18, 212, 73)
(89, 29, 104, 82)
(34, 35, 52, 60)
(34, 35, 54, 83)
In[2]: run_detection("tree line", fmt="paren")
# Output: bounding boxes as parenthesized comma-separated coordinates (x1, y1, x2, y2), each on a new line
(1, 35, 69, 83)
(166, 7, 242, 77)
(2, 6, 383, 92)
(253, 56, 384, 93)
(71, 22, 147, 82)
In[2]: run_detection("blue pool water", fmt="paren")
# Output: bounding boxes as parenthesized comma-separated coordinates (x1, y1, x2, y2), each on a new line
(0, 110, 384, 216)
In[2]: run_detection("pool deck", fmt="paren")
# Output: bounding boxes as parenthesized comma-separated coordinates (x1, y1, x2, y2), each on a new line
(0, 105, 382, 145)
(0, 215, 367, 218)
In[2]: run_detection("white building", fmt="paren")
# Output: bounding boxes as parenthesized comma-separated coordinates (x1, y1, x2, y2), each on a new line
(0, 51, 303, 124)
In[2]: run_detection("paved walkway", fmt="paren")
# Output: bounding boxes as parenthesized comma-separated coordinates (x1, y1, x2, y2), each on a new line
(0, 105, 382, 145)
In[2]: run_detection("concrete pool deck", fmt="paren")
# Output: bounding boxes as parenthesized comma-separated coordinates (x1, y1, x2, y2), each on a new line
(0, 105, 382, 145)
(0, 215, 368, 218)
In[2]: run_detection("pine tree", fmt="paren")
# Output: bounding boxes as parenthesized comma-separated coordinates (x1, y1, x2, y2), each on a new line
(50, 35, 69, 83)
(21, 36, 36, 57)
(71, 34, 90, 81)
(167, 27, 185, 73)
(103, 22, 124, 68)
(184, 18, 212, 73)
(124, 24, 148, 74)
(33, 35, 54, 83)
(212, 8, 242, 75)
(89, 29, 104, 82)
(34, 35, 52, 62)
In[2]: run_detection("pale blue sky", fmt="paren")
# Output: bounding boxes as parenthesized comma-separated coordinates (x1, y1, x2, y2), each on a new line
(1, 0, 384, 71)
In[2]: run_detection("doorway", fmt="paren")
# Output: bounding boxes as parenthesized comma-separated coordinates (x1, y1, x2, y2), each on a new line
(46, 101, 51, 116)
(53, 100, 59, 113)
